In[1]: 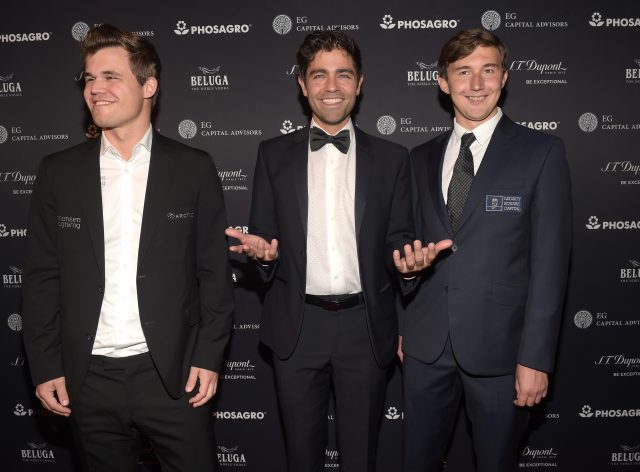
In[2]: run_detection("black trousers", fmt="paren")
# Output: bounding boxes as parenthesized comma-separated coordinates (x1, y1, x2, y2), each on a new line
(403, 337, 529, 472)
(69, 352, 218, 472)
(273, 302, 388, 472)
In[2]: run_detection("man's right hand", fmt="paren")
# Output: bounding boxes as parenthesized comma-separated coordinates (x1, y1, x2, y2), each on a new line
(225, 227, 279, 263)
(36, 376, 71, 416)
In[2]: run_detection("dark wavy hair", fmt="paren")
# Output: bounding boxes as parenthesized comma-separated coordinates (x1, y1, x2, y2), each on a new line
(297, 30, 362, 79)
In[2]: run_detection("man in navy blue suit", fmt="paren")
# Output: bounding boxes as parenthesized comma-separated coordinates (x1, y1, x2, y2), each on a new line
(396, 29, 572, 472)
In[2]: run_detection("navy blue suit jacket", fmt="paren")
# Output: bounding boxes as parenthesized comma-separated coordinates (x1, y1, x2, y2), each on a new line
(402, 115, 571, 376)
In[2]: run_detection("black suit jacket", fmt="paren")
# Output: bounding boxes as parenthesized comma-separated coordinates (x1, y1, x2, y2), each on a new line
(402, 115, 572, 376)
(249, 127, 414, 367)
(22, 132, 234, 401)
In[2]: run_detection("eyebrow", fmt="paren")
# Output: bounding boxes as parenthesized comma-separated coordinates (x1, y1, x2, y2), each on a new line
(454, 63, 500, 71)
(308, 67, 355, 76)
(83, 70, 122, 78)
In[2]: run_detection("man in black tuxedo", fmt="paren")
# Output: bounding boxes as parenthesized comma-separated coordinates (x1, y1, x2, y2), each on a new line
(225, 31, 425, 471)
(397, 29, 572, 472)
(22, 24, 233, 471)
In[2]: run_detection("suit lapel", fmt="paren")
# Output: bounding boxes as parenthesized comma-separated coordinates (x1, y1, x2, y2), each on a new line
(455, 116, 517, 231)
(78, 140, 105, 277)
(137, 133, 178, 269)
(427, 131, 452, 235)
(354, 128, 372, 239)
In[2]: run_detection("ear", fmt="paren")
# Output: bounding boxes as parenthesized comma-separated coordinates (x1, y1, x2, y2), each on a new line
(501, 69, 509, 88)
(143, 76, 158, 99)
(356, 74, 364, 96)
(437, 75, 450, 95)
(297, 75, 308, 97)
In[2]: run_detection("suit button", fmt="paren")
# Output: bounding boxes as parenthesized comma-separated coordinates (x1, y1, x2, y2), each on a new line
(444, 285, 448, 292)
(98, 286, 104, 294)
(87, 334, 94, 341)
(451, 243, 458, 252)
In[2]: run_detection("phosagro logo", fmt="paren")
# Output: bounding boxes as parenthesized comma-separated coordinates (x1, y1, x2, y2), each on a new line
(579, 405, 594, 418)
(0, 125, 8, 144)
(580, 404, 640, 419)
(14, 403, 32, 416)
(517, 121, 560, 131)
(0, 31, 52, 43)
(379, 14, 458, 30)
(0, 223, 28, 237)
(585, 215, 601, 229)
(585, 215, 640, 230)
(173, 20, 251, 35)
(213, 410, 266, 420)
(589, 11, 640, 27)
(280, 119, 304, 134)
(385, 406, 401, 420)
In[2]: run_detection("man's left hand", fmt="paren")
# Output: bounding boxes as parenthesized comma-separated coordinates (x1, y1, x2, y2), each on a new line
(514, 364, 548, 407)
(393, 239, 453, 276)
(185, 366, 219, 407)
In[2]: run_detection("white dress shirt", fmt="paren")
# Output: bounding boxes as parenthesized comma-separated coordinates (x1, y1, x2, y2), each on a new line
(92, 126, 152, 357)
(442, 108, 503, 203)
(305, 119, 362, 296)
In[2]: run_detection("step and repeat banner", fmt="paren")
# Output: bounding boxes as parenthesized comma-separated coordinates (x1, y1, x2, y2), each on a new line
(2, 0, 638, 470)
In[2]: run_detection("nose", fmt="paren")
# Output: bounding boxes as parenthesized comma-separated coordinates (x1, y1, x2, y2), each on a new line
(469, 72, 483, 91)
(325, 73, 338, 92)
(86, 78, 104, 96)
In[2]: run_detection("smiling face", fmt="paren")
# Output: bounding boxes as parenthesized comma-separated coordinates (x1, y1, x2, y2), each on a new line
(83, 46, 157, 135)
(438, 45, 508, 130)
(298, 48, 363, 134)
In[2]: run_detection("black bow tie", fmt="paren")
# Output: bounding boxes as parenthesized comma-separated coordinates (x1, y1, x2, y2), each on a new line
(309, 127, 350, 154)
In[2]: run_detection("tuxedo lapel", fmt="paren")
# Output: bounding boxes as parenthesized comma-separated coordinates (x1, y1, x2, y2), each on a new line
(292, 130, 309, 239)
(77, 140, 105, 277)
(455, 116, 517, 232)
(354, 128, 372, 239)
(137, 134, 178, 270)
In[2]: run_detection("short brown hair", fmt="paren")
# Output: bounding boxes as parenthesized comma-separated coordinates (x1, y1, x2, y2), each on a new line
(438, 28, 508, 78)
(80, 24, 161, 86)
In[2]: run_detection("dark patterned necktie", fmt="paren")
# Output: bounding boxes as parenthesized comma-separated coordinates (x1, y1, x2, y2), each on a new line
(447, 132, 476, 232)
(309, 127, 350, 154)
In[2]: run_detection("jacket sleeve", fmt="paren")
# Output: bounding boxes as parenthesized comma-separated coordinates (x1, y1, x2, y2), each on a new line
(517, 138, 572, 373)
(191, 155, 235, 373)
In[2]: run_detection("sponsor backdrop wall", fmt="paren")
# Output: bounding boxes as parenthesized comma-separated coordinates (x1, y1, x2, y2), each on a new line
(2, 0, 639, 470)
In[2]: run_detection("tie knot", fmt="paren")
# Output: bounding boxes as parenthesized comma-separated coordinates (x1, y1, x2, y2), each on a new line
(460, 132, 476, 149)
(309, 127, 351, 154)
